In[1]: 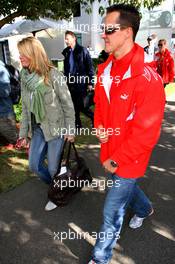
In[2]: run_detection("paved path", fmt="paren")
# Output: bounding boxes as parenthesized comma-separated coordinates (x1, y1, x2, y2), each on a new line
(0, 103, 175, 264)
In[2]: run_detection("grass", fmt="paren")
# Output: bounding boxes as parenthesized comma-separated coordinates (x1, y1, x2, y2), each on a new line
(165, 83, 175, 99)
(0, 112, 98, 193)
(76, 112, 98, 146)
(0, 147, 35, 193)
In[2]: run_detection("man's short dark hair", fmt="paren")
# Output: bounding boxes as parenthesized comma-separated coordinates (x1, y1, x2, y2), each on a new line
(65, 30, 76, 38)
(106, 4, 141, 40)
(147, 36, 152, 41)
(158, 39, 166, 45)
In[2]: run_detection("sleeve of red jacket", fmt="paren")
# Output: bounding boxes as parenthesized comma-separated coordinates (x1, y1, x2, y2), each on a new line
(110, 76, 165, 166)
(168, 55, 175, 82)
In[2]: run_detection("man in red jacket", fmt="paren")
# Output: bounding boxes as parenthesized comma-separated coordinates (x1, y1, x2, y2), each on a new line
(155, 39, 174, 87)
(88, 4, 165, 264)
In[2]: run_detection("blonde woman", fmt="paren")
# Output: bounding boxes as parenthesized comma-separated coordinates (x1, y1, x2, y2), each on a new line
(16, 37, 75, 210)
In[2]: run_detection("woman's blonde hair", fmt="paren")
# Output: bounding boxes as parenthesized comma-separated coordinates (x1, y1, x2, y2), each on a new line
(17, 37, 53, 84)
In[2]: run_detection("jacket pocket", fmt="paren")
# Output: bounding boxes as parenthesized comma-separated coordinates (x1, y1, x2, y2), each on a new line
(48, 119, 65, 137)
(47, 106, 61, 122)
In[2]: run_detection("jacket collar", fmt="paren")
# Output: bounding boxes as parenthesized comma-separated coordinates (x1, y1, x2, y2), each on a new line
(62, 43, 82, 57)
(157, 48, 171, 57)
(98, 44, 148, 103)
(98, 43, 145, 80)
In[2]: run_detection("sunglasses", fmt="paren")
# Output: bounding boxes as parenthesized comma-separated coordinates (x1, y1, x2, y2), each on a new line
(158, 44, 163, 47)
(100, 24, 122, 35)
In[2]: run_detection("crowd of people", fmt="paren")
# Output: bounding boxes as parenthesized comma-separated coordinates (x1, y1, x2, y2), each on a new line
(0, 3, 174, 263)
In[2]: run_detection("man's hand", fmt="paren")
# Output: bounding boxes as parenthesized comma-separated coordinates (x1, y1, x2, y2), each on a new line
(103, 159, 117, 174)
(96, 125, 109, 144)
(64, 135, 75, 142)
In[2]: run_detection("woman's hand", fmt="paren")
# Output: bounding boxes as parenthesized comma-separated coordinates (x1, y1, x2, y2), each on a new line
(15, 138, 29, 149)
(64, 135, 75, 143)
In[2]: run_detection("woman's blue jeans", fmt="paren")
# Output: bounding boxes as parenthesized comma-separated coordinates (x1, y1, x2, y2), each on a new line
(29, 126, 64, 184)
(92, 174, 152, 264)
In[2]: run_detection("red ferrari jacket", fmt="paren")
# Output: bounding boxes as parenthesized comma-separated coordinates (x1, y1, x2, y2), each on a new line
(155, 49, 174, 84)
(94, 44, 165, 178)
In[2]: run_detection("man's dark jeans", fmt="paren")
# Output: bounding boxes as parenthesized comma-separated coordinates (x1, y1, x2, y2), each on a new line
(69, 85, 94, 128)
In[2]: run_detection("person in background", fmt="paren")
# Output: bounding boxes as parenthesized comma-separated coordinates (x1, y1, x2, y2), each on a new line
(62, 31, 94, 129)
(88, 4, 165, 264)
(144, 34, 158, 61)
(0, 60, 18, 147)
(16, 37, 75, 211)
(155, 39, 175, 87)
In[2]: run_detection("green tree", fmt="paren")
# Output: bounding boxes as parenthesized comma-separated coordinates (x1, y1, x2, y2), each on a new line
(82, 0, 164, 16)
(0, 0, 164, 28)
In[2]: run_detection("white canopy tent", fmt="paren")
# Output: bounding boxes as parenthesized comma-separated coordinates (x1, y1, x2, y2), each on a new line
(0, 18, 88, 38)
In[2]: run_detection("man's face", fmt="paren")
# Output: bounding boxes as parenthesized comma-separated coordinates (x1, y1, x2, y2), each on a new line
(101, 11, 130, 54)
(65, 34, 76, 48)
(158, 41, 166, 52)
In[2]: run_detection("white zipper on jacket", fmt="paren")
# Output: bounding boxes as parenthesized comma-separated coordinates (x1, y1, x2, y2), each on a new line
(101, 61, 112, 103)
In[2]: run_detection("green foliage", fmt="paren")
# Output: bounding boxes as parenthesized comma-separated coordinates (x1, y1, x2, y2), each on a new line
(0, 0, 82, 28)
(99, 6, 105, 16)
(92, 58, 99, 73)
(0, 0, 165, 28)
(14, 100, 22, 123)
(90, 0, 164, 8)
(83, 0, 164, 17)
